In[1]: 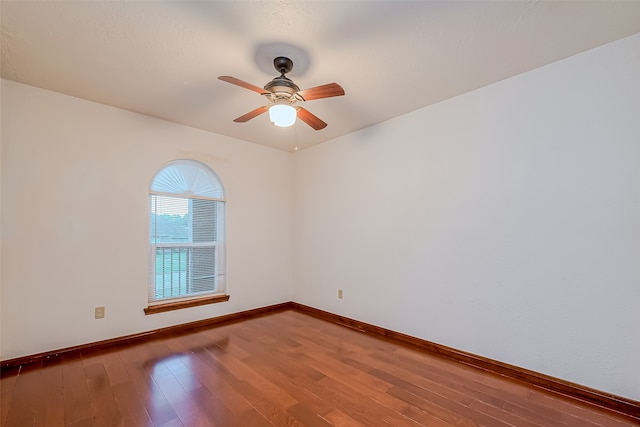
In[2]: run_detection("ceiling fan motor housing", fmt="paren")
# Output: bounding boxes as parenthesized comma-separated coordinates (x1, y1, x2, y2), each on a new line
(264, 57, 300, 97)
(264, 76, 300, 95)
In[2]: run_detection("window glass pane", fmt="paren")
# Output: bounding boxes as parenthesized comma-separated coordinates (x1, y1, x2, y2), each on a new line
(154, 246, 216, 299)
(193, 199, 217, 242)
(190, 246, 216, 292)
(151, 195, 189, 243)
(155, 247, 190, 299)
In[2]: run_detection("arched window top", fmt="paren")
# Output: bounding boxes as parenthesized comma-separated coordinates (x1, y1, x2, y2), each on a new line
(150, 160, 224, 199)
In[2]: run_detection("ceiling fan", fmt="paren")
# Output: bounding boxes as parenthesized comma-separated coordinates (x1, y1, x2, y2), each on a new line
(218, 56, 345, 130)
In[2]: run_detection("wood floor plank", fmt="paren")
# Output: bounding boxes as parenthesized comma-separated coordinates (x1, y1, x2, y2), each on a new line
(234, 409, 275, 427)
(84, 362, 124, 427)
(65, 418, 95, 427)
(164, 388, 215, 427)
(110, 381, 154, 426)
(191, 364, 254, 416)
(2, 309, 637, 427)
(188, 385, 237, 426)
(40, 361, 65, 427)
(234, 379, 305, 426)
(157, 360, 193, 399)
(142, 373, 181, 426)
(527, 391, 638, 427)
(401, 405, 464, 427)
(62, 357, 94, 426)
(372, 347, 555, 425)
(286, 403, 334, 427)
(0, 369, 18, 426)
(206, 351, 299, 410)
(302, 374, 419, 426)
(162, 354, 204, 393)
(388, 385, 484, 427)
(355, 347, 564, 427)
(321, 409, 366, 427)
(3, 364, 45, 426)
(156, 417, 185, 427)
(117, 343, 179, 427)
(299, 351, 409, 413)
(101, 349, 130, 389)
(179, 351, 255, 417)
(362, 354, 478, 408)
(241, 355, 334, 417)
(389, 346, 540, 406)
(467, 398, 545, 427)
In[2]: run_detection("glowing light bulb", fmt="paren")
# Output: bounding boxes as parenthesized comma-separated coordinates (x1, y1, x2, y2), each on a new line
(269, 104, 296, 127)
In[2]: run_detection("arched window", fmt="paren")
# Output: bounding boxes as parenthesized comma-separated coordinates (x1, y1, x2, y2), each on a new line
(146, 160, 227, 314)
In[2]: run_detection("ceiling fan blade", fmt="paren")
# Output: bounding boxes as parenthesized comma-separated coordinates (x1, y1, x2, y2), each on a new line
(297, 107, 327, 130)
(233, 106, 268, 123)
(218, 76, 267, 95)
(297, 83, 345, 101)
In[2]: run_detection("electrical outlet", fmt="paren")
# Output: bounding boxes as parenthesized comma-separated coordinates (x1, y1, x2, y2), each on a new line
(95, 306, 105, 319)
(338, 289, 343, 299)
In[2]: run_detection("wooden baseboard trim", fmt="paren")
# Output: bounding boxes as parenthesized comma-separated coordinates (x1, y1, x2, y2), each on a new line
(2, 300, 638, 420)
(1, 302, 293, 370)
(290, 302, 640, 421)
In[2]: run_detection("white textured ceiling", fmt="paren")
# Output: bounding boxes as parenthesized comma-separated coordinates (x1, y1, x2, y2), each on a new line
(2, 1, 640, 152)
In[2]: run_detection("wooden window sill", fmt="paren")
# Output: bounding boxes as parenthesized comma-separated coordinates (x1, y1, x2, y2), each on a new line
(144, 294, 230, 315)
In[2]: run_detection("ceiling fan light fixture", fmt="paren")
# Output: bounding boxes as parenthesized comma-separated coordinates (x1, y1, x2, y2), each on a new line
(269, 104, 297, 127)
(219, 56, 344, 130)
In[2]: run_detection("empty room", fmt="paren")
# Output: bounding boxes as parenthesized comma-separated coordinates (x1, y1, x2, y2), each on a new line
(1, 1, 639, 426)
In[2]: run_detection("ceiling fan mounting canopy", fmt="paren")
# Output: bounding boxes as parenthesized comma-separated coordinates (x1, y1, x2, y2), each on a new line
(273, 56, 293, 74)
(218, 56, 345, 130)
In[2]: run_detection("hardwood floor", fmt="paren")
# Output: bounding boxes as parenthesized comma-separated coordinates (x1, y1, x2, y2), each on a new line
(1, 309, 638, 426)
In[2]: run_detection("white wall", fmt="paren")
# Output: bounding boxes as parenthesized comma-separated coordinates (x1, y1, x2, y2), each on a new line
(293, 33, 640, 401)
(1, 80, 294, 360)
